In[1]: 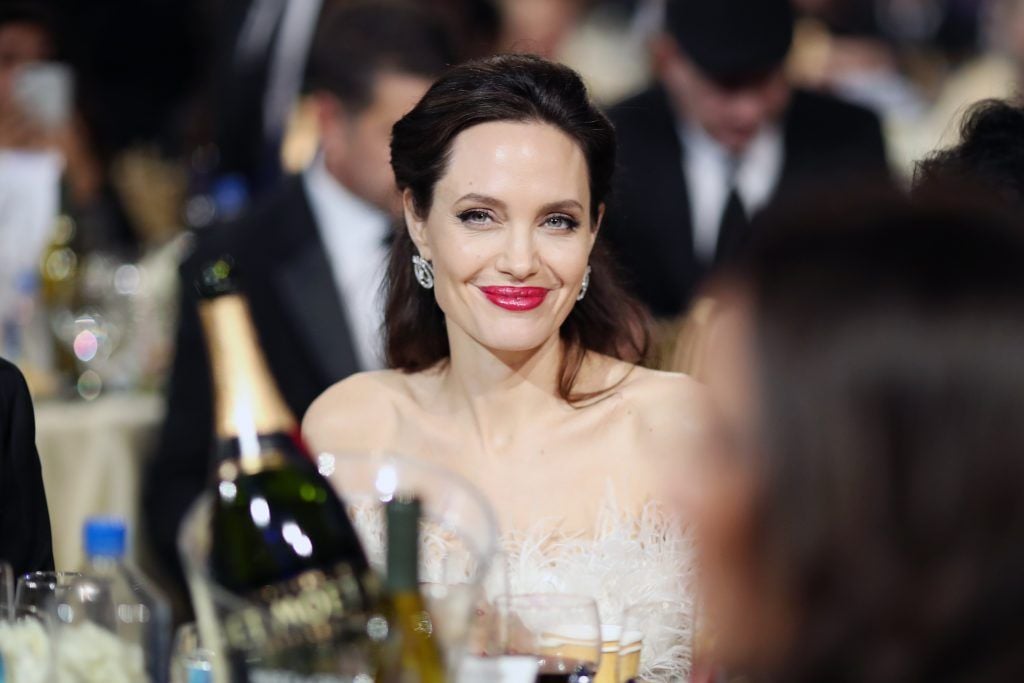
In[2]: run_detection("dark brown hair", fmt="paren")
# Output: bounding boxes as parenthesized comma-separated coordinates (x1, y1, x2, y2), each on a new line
(723, 191, 1024, 682)
(386, 54, 649, 402)
(913, 98, 1024, 213)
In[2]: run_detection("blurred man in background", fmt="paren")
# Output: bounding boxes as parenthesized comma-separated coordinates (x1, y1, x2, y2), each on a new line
(144, 0, 456, 604)
(603, 0, 890, 319)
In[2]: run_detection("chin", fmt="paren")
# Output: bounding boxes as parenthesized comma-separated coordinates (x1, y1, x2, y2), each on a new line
(473, 322, 558, 355)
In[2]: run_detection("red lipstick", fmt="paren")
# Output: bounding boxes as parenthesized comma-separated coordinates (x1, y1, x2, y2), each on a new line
(479, 286, 548, 311)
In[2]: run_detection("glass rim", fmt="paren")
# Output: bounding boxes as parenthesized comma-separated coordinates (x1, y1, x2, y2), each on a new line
(17, 570, 84, 587)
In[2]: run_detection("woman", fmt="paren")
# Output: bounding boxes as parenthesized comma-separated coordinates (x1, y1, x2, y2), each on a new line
(303, 54, 706, 677)
(686, 193, 1024, 682)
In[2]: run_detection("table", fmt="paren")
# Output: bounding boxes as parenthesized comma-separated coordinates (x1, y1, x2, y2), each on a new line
(34, 392, 164, 570)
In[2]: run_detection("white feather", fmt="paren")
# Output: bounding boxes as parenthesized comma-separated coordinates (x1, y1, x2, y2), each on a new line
(349, 486, 696, 682)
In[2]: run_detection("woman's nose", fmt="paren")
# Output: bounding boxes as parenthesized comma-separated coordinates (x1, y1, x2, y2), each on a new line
(495, 225, 540, 280)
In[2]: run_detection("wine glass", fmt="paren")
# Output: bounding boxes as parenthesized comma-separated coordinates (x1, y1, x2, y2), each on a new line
(616, 602, 692, 683)
(498, 593, 602, 682)
(15, 571, 83, 614)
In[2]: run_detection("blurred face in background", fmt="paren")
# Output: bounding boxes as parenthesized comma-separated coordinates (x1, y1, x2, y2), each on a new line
(655, 36, 791, 155)
(675, 291, 792, 670)
(992, 0, 1024, 69)
(317, 70, 432, 216)
(498, 0, 587, 58)
(0, 20, 53, 102)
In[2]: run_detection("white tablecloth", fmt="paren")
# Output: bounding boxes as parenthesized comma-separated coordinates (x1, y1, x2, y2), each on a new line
(34, 392, 164, 570)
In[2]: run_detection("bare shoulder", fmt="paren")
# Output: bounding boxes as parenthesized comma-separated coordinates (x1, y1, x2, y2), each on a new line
(301, 370, 411, 454)
(615, 363, 711, 451)
(621, 365, 706, 411)
(583, 358, 711, 507)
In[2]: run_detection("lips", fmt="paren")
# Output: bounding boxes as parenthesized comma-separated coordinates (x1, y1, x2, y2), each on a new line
(479, 286, 549, 312)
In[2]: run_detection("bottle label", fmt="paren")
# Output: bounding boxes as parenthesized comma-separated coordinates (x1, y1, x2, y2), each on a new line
(219, 565, 382, 681)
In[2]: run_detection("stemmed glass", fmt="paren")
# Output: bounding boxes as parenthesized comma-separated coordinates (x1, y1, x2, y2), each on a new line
(498, 594, 602, 682)
(2, 566, 58, 683)
(14, 571, 83, 614)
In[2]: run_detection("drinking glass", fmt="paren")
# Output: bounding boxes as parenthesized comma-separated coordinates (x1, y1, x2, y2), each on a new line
(0, 603, 54, 683)
(616, 602, 692, 682)
(15, 571, 83, 614)
(498, 593, 602, 682)
(1, 562, 13, 620)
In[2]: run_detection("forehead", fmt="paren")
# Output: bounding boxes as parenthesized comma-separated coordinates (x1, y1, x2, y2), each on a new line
(437, 120, 590, 206)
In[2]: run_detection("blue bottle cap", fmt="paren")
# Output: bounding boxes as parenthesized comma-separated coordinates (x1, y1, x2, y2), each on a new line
(84, 517, 126, 558)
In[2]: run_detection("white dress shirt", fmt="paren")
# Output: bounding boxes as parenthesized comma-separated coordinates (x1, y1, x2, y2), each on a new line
(303, 156, 390, 371)
(679, 122, 784, 264)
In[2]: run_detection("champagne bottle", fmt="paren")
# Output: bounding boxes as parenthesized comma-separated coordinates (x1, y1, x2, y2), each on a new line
(196, 257, 379, 675)
(379, 497, 446, 683)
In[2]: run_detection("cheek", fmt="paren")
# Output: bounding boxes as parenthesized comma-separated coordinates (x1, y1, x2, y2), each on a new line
(349, 122, 391, 168)
(543, 234, 594, 282)
(429, 235, 489, 305)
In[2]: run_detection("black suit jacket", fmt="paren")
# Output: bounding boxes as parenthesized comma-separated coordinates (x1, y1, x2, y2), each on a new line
(603, 86, 889, 318)
(143, 177, 362, 590)
(0, 358, 54, 575)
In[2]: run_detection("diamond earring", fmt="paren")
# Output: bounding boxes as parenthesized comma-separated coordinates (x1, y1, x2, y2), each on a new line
(577, 265, 592, 302)
(412, 254, 435, 290)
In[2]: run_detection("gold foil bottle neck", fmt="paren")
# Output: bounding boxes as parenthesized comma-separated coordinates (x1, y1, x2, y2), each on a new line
(200, 294, 296, 466)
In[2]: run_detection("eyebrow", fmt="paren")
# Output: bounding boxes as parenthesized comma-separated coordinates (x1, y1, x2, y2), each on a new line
(454, 193, 584, 214)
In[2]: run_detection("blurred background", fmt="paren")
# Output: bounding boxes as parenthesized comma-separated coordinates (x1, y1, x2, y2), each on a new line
(1, 0, 1021, 613)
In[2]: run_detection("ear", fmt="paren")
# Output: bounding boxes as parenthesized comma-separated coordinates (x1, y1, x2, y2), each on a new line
(649, 33, 679, 78)
(314, 92, 350, 162)
(403, 189, 432, 260)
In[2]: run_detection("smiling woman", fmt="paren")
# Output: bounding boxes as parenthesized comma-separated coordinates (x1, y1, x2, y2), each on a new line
(386, 54, 650, 403)
(302, 55, 708, 681)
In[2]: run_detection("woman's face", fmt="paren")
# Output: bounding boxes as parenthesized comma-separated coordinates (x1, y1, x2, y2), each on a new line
(406, 120, 598, 356)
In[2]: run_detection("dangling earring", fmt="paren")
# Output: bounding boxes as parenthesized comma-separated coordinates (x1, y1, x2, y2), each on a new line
(577, 265, 592, 302)
(412, 254, 435, 290)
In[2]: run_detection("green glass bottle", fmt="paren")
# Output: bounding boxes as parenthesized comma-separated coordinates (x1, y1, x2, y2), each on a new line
(196, 257, 378, 677)
(380, 497, 446, 683)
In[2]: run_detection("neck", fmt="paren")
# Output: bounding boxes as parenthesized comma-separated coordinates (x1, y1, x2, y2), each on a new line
(442, 323, 569, 451)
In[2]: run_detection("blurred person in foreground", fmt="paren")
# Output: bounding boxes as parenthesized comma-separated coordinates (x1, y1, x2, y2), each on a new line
(0, 357, 54, 575)
(603, 0, 889, 320)
(144, 0, 456, 602)
(681, 193, 1024, 682)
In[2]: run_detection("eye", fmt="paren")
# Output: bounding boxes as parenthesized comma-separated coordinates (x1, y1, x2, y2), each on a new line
(543, 214, 580, 231)
(457, 209, 492, 225)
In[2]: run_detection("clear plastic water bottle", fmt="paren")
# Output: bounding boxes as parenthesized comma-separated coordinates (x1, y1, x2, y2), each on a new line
(82, 517, 172, 683)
